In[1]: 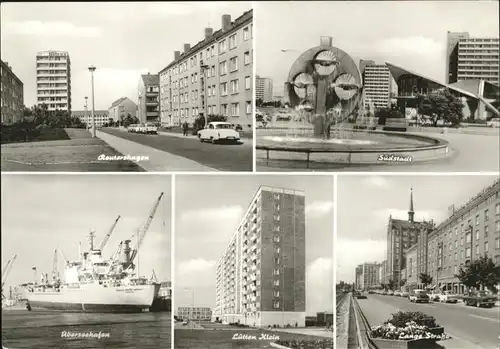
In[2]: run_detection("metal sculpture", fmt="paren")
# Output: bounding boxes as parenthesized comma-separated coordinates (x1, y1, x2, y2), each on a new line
(285, 37, 363, 138)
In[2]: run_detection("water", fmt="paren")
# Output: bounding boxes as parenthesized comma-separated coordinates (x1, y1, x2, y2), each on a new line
(2, 310, 171, 349)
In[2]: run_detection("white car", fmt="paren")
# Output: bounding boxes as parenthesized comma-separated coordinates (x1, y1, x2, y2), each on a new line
(427, 292, 440, 301)
(144, 123, 158, 134)
(127, 124, 139, 133)
(438, 291, 459, 303)
(487, 117, 500, 128)
(198, 122, 240, 143)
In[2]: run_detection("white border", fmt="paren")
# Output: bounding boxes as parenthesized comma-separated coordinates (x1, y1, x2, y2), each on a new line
(333, 173, 337, 344)
(171, 174, 176, 348)
(252, 1, 257, 173)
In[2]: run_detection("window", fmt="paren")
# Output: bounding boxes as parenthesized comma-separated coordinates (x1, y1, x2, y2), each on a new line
(229, 57, 238, 72)
(219, 40, 227, 53)
(243, 26, 250, 40)
(485, 209, 489, 221)
(219, 61, 227, 75)
(274, 236, 280, 242)
(244, 51, 251, 65)
(229, 33, 237, 49)
(245, 76, 251, 89)
(497, 221, 500, 232)
(211, 45, 215, 57)
(475, 230, 479, 240)
(231, 102, 239, 116)
(273, 301, 280, 309)
(274, 225, 280, 232)
(460, 237, 464, 246)
(454, 265, 457, 274)
(230, 79, 239, 94)
(273, 280, 279, 286)
(274, 257, 280, 264)
(220, 82, 228, 96)
(274, 247, 280, 253)
(273, 269, 280, 275)
(246, 101, 252, 114)
(485, 241, 489, 252)
(211, 66, 215, 77)
(485, 225, 489, 238)
(496, 237, 500, 249)
(475, 245, 479, 254)
(496, 203, 500, 215)
(273, 215, 280, 221)
(221, 104, 228, 116)
(273, 290, 279, 297)
(454, 240, 458, 248)
(475, 214, 480, 225)
(454, 252, 457, 261)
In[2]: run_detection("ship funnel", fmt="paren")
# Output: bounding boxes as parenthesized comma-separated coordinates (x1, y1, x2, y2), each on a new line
(122, 240, 132, 264)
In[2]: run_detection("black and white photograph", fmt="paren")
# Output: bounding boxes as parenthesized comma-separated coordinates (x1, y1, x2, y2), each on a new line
(255, 1, 499, 172)
(336, 175, 500, 349)
(1, 2, 253, 172)
(1, 174, 172, 348)
(173, 175, 334, 349)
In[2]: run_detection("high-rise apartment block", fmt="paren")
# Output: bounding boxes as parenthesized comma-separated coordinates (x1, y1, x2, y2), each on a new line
(355, 263, 380, 290)
(159, 10, 253, 130)
(1, 60, 24, 124)
(36, 51, 71, 113)
(177, 307, 212, 321)
(359, 60, 395, 110)
(213, 186, 306, 327)
(446, 32, 499, 85)
(138, 73, 160, 124)
(256, 75, 273, 103)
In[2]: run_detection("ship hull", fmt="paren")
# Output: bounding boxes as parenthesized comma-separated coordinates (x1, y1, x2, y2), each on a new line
(26, 284, 160, 313)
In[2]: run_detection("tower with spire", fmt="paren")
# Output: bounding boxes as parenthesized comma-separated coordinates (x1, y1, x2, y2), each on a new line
(408, 188, 415, 223)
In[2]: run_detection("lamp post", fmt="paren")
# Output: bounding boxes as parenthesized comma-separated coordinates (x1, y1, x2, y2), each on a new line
(84, 97, 88, 130)
(88, 66, 96, 137)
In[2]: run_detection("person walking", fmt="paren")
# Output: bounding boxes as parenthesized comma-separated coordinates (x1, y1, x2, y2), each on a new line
(182, 121, 188, 136)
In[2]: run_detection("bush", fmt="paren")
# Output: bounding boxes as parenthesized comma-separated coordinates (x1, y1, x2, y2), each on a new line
(276, 339, 334, 349)
(386, 311, 438, 328)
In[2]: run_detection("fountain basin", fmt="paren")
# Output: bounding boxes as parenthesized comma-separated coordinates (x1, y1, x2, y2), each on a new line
(256, 128, 451, 169)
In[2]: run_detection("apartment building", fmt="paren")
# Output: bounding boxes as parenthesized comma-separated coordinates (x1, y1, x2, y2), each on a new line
(379, 260, 387, 286)
(256, 75, 273, 103)
(213, 186, 306, 327)
(354, 265, 363, 290)
(1, 60, 24, 124)
(108, 97, 137, 122)
(405, 222, 434, 290)
(424, 179, 500, 294)
(159, 10, 253, 130)
(446, 32, 499, 85)
(138, 73, 159, 124)
(386, 189, 434, 286)
(71, 110, 109, 127)
(359, 60, 395, 110)
(178, 307, 212, 321)
(36, 51, 71, 113)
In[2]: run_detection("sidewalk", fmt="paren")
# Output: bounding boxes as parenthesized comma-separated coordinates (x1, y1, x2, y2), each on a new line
(157, 131, 253, 147)
(97, 130, 218, 172)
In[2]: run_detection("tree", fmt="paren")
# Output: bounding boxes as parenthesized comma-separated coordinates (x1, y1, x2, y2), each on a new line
(192, 114, 227, 131)
(387, 279, 398, 291)
(419, 88, 464, 126)
(456, 255, 500, 294)
(108, 118, 114, 126)
(256, 98, 263, 107)
(419, 273, 433, 289)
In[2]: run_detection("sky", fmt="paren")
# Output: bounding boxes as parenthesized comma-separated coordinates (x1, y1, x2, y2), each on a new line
(256, 1, 499, 97)
(0, 2, 251, 110)
(336, 174, 499, 284)
(1, 174, 172, 289)
(174, 174, 334, 315)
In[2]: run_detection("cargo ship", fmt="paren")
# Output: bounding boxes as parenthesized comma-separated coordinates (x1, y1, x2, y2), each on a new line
(24, 193, 164, 313)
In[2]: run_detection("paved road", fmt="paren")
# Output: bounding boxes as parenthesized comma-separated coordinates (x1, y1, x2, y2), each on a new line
(257, 130, 500, 172)
(101, 128, 252, 171)
(357, 294, 499, 349)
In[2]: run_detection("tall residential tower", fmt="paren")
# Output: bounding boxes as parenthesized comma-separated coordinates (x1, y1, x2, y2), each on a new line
(213, 186, 306, 327)
(36, 51, 71, 113)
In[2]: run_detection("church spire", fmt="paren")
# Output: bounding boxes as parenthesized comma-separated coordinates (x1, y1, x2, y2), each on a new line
(408, 187, 415, 223)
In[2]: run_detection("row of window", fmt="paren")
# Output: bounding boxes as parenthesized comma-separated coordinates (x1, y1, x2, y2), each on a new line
(169, 101, 252, 118)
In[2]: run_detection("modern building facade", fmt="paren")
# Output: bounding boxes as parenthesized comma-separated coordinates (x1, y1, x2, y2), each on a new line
(108, 97, 137, 122)
(424, 179, 500, 294)
(354, 264, 363, 290)
(213, 186, 306, 327)
(71, 110, 109, 127)
(256, 75, 273, 103)
(386, 189, 434, 287)
(178, 307, 212, 321)
(359, 60, 395, 110)
(36, 51, 71, 113)
(159, 10, 253, 130)
(446, 32, 499, 85)
(138, 73, 159, 124)
(355, 263, 380, 290)
(379, 260, 387, 286)
(1, 60, 24, 124)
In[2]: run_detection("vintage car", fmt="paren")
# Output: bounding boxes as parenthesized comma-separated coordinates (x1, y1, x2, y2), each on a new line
(487, 117, 500, 128)
(144, 123, 158, 134)
(353, 291, 367, 299)
(427, 292, 441, 301)
(438, 291, 459, 303)
(127, 124, 139, 133)
(393, 291, 402, 297)
(463, 291, 496, 308)
(197, 122, 240, 143)
(409, 289, 430, 303)
(401, 291, 409, 298)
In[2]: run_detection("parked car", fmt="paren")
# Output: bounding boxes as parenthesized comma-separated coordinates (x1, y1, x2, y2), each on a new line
(401, 291, 409, 298)
(409, 289, 430, 303)
(393, 291, 402, 297)
(127, 124, 139, 133)
(197, 122, 240, 143)
(487, 117, 500, 128)
(381, 290, 388, 295)
(387, 291, 394, 296)
(353, 291, 367, 299)
(463, 290, 496, 308)
(439, 291, 459, 303)
(144, 123, 158, 134)
(427, 292, 440, 302)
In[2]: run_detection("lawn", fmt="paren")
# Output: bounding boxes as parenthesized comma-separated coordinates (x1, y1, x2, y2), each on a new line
(174, 328, 332, 349)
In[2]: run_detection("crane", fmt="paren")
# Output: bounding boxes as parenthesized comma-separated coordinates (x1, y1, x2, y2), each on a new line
(52, 248, 58, 282)
(130, 192, 164, 262)
(98, 215, 121, 251)
(2, 255, 17, 289)
(59, 248, 68, 265)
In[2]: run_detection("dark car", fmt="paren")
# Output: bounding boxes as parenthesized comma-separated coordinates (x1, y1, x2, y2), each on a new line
(354, 291, 367, 299)
(409, 290, 430, 303)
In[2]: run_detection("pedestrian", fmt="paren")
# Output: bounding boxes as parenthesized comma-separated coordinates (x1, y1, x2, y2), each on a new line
(182, 121, 188, 136)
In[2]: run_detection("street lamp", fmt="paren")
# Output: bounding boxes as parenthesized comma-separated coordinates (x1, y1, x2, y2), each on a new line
(88, 66, 96, 138)
(84, 97, 88, 130)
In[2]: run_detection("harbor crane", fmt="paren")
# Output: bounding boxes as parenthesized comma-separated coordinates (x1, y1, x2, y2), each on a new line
(130, 192, 164, 263)
(52, 249, 58, 282)
(98, 215, 121, 251)
(2, 255, 17, 297)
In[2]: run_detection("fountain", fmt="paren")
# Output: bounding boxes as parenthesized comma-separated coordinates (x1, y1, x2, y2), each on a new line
(256, 37, 450, 169)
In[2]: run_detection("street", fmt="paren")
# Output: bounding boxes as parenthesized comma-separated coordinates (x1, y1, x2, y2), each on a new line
(357, 294, 499, 349)
(101, 128, 253, 171)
